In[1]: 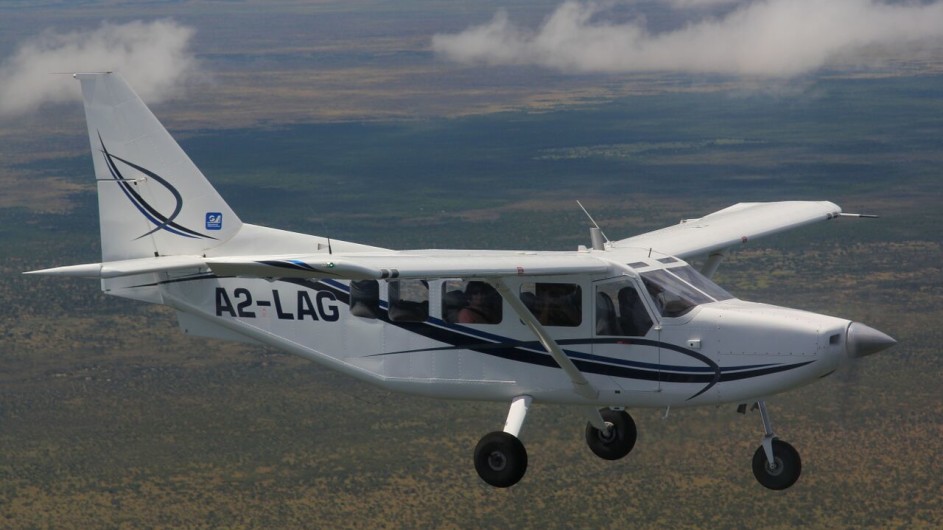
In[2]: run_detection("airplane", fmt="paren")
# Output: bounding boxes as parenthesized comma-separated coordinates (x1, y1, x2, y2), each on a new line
(27, 73, 897, 490)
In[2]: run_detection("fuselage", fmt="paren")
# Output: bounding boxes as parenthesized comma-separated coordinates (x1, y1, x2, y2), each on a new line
(152, 247, 851, 409)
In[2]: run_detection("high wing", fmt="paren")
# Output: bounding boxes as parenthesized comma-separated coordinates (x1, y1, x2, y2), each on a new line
(27, 202, 841, 281)
(612, 201, 842, 259)
(27, 251, 612, 280)
(206, 251, 611, 280)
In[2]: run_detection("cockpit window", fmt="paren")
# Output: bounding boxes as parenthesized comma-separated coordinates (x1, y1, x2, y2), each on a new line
(596, 281, 653, 337)
(667, 266, 734, 302)
(640, 265, 733, 318)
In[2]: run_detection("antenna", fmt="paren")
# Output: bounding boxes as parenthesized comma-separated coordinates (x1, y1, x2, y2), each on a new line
(576, 200, 610, 251)
(317, 219, 334, 255)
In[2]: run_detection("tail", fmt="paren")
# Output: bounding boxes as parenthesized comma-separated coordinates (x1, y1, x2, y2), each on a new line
(77, 72, 241, 261)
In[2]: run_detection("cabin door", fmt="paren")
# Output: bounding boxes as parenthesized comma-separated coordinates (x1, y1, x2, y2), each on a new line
(592, 277, 660, 392)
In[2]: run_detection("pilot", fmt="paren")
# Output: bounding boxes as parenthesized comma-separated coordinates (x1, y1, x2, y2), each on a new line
(458, 281, 499, 324)
(643, 280, 666, 316)
(618, 287, 652, 336)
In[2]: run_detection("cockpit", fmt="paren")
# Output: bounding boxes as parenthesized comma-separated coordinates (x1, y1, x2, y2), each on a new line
(630, 261, 735, 318)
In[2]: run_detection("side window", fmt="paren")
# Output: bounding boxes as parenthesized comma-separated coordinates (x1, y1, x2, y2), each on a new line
(442, 280, 502, 325)
(616, 285, 654, 336)
(521, 282, 582, 327)
(349, 280, 380, 319)
(388, 280, 429, 322)
(595, 281, 654, 337)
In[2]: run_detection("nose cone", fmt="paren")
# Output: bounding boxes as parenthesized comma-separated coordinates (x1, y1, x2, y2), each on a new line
(846, 322, 897, 358)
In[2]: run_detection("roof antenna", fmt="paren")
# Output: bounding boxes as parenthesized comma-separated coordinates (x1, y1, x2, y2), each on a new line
(577, 200, 609, 251)
(317, 219, 333, 255)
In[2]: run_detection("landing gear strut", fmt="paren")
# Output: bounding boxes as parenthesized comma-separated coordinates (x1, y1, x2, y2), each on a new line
(751, 400, 802, 490)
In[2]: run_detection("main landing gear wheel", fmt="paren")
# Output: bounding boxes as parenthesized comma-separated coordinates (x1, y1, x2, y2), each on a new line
(474, 431, 528, 488)
(752, 439, 802, 490)
(585, 409, 637, 460)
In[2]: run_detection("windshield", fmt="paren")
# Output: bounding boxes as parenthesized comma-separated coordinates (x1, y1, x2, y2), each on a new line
(640, 266, 733, 318)
(667, 266, 734, 302)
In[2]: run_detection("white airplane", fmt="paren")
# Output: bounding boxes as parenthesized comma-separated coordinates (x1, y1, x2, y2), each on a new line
(28, 73, 896, 490)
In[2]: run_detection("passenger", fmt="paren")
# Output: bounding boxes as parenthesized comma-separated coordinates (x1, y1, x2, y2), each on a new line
(538, 284, 581, 326)
(458, 281, 499, 324)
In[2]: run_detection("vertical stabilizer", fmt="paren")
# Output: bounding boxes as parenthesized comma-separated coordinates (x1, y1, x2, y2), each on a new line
(77, 72, 242, 261)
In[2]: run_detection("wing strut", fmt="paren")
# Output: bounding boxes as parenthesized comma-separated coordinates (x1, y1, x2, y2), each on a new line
(700, 250, 725, 279)
(491, 279, 599, 402)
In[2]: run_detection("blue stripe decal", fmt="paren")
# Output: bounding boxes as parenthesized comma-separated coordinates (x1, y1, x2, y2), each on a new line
(98, 132, 215, 241)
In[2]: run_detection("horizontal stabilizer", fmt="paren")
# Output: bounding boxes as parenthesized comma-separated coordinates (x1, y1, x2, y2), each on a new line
(25, 255, 205, 279)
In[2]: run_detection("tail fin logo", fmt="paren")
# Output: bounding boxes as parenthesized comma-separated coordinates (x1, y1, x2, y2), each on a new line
(98, 132, 217, 241)
(206, 212, 223, 230)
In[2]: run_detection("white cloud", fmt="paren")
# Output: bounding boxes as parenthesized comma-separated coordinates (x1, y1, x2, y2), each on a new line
(667, 0, 742, 8)
(432, 0, 943, 77)
(0, 19, 198, 116)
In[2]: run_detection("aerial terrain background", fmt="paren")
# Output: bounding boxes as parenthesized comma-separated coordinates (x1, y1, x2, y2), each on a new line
(0, 1, 940, 527)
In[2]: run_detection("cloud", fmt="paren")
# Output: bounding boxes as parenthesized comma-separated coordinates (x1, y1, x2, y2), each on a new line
(667, 0, 742, 8)
(0, 19, 198, 116)
(432, 0, 943, 77)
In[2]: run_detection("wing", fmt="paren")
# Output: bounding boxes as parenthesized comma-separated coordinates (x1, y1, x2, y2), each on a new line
(612, 201, 842, 259)
(205, 251, 611, 280)
(27, 251, 611, 280)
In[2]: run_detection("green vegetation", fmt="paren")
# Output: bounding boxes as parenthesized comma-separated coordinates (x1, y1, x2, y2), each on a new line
(1, 73, 941, 528)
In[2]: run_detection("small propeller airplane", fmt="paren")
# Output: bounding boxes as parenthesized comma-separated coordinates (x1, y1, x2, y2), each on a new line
(28, 73, 896, 490)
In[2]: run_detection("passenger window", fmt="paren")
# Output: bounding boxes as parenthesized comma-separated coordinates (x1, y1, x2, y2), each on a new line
(442, 280, 502, 324)
(595, 281, 653, 336)
(521, 282, 582, 327)
(388, 280, 429, 322)
(349, 280, 380, 319)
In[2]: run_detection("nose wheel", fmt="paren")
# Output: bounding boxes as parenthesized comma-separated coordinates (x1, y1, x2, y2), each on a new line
(752, 438, 801, 490)
(751, 400, 802, 490)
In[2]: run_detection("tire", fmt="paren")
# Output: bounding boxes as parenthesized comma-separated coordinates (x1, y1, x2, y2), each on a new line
(752, 439, 802, 490)
(585, 409, 637, 460)
(474, 431, 528, 488)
